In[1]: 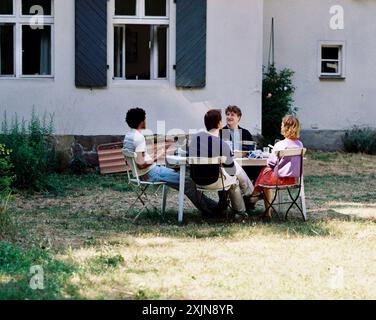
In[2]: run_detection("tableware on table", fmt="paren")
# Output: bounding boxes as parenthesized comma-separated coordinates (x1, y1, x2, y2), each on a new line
(242, 141, 257, 152)
(248, 150, 263, 159)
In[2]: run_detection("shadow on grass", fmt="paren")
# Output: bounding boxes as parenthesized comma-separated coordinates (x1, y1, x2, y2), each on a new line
(61, 206, 349, 240)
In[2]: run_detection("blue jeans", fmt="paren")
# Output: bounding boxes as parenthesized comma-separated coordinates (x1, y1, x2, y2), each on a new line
(140, 165, 217, 215)
(141, 165, 180, 185)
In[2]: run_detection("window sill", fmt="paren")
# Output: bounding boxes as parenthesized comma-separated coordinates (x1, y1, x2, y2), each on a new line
(0, 76, 54, 80)
(112, 79, 170, 87)
(319, 75, 346, 80)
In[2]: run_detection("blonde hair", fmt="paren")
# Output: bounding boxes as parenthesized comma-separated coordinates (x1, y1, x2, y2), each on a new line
(281, 115, 300, 139)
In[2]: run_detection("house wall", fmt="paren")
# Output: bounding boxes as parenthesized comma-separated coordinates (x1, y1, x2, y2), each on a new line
(0, 0, 263, 137)
(263, 0, 376, 134)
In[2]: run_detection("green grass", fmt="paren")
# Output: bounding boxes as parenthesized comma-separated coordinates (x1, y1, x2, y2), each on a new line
(0, 242, 78, 299)
(1, 152, 376, 299)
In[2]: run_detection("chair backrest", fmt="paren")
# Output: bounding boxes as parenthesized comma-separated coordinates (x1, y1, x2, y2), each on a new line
(123, 149, 140, 185)
(187, 156, 227, 165)
(275, 148, 307, 182)
(188, 156, 227, 187)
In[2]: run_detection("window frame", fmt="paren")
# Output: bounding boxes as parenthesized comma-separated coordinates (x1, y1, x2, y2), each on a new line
(112, 0, 170, 82)
(318, 41, 346, 79)
(0, 0, 54, 79)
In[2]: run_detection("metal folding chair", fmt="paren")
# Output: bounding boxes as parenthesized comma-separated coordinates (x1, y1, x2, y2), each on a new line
(123, 149, 168, 221)
(188, 156, 237, 214)
(258, 148, 307, 221)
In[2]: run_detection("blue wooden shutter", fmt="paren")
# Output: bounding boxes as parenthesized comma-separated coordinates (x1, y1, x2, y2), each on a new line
(176, 0, 207, 88)
(75, 0, 107, 87)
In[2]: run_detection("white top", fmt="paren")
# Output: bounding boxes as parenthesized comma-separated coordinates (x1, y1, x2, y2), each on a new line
(123, 129, 155, 176)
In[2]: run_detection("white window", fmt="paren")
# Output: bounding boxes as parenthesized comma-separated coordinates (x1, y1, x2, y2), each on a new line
(0, 0, 54, 78)
(113, 0, 169, 80)
(319, 41, 345, 78)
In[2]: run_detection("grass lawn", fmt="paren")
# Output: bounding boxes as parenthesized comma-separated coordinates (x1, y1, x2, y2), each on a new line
(1, 152, 376, 299)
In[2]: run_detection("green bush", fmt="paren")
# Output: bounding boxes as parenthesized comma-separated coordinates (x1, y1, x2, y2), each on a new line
(0, 144, 13, 196)
(0, 110, 57, 191)
(343, 127, 376, 155)
(262, 65, 296, 145)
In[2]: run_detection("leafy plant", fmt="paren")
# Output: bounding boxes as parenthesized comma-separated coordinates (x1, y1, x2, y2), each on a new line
(0, 109, 57, 191)
(262, 65, 296, 145)
(343, 127, 376, 155)
(0, 144, 14, 196)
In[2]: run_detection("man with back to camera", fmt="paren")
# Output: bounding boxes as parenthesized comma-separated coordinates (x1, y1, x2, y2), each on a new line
(123, 107, 219, 217)
(189, 110, 258, 216)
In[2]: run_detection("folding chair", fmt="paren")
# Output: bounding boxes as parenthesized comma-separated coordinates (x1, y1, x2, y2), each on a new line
(123, 149, 168, 221)
(188, 156, 237, 214)
(258, 148, 307, 221)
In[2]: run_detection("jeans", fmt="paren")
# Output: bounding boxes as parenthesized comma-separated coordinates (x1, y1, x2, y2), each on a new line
(140, 165, 218, 215)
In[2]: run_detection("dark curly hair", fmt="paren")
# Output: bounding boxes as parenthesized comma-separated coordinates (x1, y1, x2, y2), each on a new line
(125, 108, 146, 129)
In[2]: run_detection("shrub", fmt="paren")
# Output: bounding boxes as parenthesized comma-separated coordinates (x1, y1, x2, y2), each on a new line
(0, 144, 14, 196)
(343, 127, 376, 155)
(262, 65, 296, 146)
(0, 110, 57, 191)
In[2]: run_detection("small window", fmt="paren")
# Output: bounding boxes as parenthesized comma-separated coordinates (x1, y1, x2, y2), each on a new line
(115, 0, 136, 16)
(22, 25, 51, 75)
(145, 0, 166, 17)
(0, 24, 14, 75)
(0, 0, 13, 15)
(320, 44, 345, 78)
(22, 0, 51, 16)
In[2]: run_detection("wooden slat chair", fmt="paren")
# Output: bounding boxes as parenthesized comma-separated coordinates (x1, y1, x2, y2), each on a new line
(97, 142, 128, 174)
(258, 148, 307, 221)
(123, 149, 168, 221)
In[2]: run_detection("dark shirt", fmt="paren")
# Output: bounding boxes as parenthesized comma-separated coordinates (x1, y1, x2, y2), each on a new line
(220, 125, 254, 151)
(188, 131, 236, 185)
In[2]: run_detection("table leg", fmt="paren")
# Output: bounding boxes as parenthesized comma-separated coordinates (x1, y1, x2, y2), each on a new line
(178, 164, 186, 223)
(300, 177, 307, 221)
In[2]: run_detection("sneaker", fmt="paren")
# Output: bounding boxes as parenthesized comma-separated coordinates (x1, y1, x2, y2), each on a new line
(233, 211, 248, 222)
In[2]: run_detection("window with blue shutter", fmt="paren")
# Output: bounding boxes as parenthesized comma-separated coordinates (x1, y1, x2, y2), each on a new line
(176, 0, 207, 88)
(75, 0, 107, 87)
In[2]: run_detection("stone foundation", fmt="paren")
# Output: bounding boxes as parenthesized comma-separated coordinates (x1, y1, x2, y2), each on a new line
(300, 130, 346, 152)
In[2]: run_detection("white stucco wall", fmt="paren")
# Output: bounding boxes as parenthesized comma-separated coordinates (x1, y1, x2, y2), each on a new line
(0, 0, 263, 136)
(263, 0, 376, 130)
